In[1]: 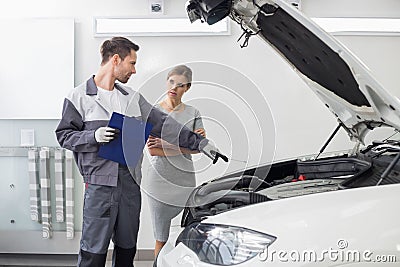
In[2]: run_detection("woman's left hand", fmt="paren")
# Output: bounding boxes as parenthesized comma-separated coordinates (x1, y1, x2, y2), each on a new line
(195, 128, 206, 137)
(147, 136, 178, 149)
(147, 136, 163, 148)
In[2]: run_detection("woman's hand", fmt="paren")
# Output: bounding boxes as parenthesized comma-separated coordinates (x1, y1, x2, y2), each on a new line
(147, 136, 162, 148)
(147, 136, 183, 156)
(195, 128, 206, 137)
(147, 136, 178, 150)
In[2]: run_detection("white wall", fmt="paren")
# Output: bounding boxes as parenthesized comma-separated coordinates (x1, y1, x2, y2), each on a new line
(0, 0, 399, 250)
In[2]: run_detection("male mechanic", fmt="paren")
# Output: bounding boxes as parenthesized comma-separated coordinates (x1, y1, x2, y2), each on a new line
(55, 37, 227, 267)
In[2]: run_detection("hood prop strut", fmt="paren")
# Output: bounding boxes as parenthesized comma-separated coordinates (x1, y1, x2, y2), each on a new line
(377, 148, 400, 186)
(315, 122, 343, 160)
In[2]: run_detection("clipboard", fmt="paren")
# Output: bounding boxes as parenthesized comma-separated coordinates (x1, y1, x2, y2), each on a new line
(98, 112, 153, 167)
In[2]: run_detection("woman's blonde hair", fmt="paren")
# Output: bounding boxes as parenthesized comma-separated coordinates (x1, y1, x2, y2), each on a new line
(167, 65, 192, 84)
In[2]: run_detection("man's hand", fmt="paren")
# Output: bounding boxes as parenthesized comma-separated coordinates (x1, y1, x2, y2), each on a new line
(199, 140, 229, 164)
(211, 150, 229, 164)
(95, 127, 119, 143)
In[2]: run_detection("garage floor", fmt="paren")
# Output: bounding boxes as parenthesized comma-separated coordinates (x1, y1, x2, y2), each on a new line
(0, 262, 152, 267)
(106, 261, 153, 267)
(0, 254, 153, 267)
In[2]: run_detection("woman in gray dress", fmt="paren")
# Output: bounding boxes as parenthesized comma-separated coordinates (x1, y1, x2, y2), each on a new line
(146, 65, 206, 257)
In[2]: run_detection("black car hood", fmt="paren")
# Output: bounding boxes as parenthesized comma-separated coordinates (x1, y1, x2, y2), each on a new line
(186, 0, 400, 143)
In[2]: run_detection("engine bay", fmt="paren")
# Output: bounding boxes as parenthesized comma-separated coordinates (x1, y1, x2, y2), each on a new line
(181, 142, 400, 227)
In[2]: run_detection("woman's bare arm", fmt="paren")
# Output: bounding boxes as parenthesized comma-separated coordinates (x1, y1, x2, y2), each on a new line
(147, 129, 206, 156)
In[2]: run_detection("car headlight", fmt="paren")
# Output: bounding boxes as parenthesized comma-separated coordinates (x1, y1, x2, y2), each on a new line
(176, 223, 276, 265)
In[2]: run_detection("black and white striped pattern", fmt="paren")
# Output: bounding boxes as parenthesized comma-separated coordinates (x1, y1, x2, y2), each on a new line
(65, 150, 75, 239)
(28, 148, 41, 222)
(54, 148, 65, 223)
(39, 148, 52, 239)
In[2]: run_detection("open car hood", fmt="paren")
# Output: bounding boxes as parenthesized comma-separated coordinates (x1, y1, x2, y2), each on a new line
(186, 0, 400, 143)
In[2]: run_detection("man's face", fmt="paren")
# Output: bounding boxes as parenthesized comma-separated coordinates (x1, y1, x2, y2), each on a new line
(114, 49, 137, 84)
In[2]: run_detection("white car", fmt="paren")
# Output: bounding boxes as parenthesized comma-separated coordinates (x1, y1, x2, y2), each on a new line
(156, 0, 400, 266)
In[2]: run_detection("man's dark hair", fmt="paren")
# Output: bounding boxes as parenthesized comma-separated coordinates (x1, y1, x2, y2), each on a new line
(100, 37, 140, 65)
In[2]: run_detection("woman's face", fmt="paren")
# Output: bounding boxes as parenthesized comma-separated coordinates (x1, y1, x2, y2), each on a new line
(166, 74, 190, 101)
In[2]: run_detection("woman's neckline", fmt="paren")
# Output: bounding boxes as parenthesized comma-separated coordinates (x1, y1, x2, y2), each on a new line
(159, 100, 186, 113)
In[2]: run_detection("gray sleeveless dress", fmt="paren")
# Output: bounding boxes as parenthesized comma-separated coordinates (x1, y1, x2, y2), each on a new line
(145, 103, 204, 242)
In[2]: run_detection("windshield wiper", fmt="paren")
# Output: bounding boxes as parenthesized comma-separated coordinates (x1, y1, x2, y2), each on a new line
(362, 139, 400, 155)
